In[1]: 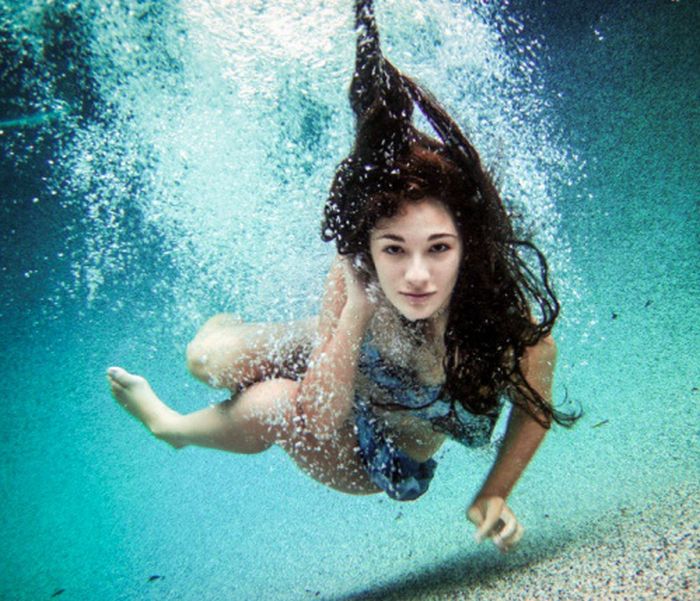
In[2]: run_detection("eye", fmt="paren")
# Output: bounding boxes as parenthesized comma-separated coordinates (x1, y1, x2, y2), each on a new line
(430, 243, 451, 253)
(383, 245, 404, 255)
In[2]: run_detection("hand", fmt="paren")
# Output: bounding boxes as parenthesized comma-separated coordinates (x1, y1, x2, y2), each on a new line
(467, 496, 525, 553)
(340, 256, 378, 320)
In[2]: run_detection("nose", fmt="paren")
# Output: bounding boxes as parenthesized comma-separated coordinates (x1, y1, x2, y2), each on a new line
(405, 255, 430, 287)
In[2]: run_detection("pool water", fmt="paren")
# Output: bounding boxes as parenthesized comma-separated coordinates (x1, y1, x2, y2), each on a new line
(1, 1, 697, 599)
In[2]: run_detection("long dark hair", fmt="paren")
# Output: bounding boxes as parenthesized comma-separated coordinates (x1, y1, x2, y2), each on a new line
(322, 0, 579, 429)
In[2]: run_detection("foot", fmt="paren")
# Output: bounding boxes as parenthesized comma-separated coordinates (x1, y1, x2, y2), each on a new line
(107, 367, 185, 449)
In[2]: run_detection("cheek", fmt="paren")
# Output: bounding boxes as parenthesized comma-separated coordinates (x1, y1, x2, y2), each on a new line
(443, 257, 462, 289)
(369, 245, 381, 269)
(371, 256, 402, 297)
(369, 249, 381, 275)
(373, 257, 393, 288)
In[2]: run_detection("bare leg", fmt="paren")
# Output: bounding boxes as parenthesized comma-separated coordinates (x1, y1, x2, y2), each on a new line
(107, 366, 279, 453)
(107, 366, 378, 494)
(107, 367, 187, 449)
(186, 316, 318, 389)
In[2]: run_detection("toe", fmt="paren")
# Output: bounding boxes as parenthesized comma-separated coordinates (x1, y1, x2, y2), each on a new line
(107, 366, 131, 385)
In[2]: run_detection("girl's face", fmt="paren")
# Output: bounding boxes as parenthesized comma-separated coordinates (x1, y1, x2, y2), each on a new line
(369, 198, 462, 322)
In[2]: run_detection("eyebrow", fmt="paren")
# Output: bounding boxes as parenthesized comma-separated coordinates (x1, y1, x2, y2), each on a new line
(374, 233, 458, 242)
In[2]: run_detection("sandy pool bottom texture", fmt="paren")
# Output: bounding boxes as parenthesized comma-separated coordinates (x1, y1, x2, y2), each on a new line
(332, 482, 697, 601)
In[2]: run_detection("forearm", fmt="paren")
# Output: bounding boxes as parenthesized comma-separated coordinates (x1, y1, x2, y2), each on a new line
(467, 336, 557, 551)
(477, 333, 557, 500)
(295, 306, 370, 438)
(476, 406, 548, 500)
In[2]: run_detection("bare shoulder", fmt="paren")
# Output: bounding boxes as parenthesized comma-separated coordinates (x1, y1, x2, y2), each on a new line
(529, 333, 557, 361)
(518, 333, 557, 397)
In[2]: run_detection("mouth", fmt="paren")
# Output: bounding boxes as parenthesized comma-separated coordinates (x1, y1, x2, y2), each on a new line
(400, 292, 436, 303)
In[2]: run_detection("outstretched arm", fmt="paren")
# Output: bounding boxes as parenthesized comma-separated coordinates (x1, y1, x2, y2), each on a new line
(467, 334, 557, 552)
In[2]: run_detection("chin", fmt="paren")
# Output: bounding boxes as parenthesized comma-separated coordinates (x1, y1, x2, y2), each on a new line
(398, 306, 439, 322)
(394, 296, 451, 324)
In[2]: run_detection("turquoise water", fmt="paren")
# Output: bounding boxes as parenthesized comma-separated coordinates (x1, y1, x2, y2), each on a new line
(1, 1, 698, 599)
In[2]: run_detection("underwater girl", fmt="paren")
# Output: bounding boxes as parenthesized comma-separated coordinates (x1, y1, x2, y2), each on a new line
(107, 0, 577, 553)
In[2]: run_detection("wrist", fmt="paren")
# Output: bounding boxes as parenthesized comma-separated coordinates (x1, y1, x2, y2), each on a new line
(472, 482, 511, 504)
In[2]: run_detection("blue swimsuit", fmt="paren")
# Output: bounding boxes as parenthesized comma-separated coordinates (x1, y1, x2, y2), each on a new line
(354, 342, 501, 501)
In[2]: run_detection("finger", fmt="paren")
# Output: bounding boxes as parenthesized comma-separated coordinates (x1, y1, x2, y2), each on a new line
(350, 255, 371, 280)
(496, 523, 525, 554)
(510, 523, 525, 546)
(476, 499, 504, 542)
(466, 504, 483, 527)
(495, 508, 518, 542)
(366, 280, 382, 303)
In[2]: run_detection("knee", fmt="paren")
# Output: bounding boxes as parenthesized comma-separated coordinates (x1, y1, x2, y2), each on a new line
(185, 332, 211, 381)
(185, 314, 246, 384)
(185, 338, 241, 385)
(185, 339, 210, 381)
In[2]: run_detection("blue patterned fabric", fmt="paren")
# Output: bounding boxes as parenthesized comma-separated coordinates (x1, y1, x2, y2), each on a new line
(358, 343, 500, 446)
(354, 341, 501, 501)
(354, 399, 436, 501)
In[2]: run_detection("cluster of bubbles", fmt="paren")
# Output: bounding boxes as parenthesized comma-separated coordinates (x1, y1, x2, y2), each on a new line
(2, 0, 583, 332)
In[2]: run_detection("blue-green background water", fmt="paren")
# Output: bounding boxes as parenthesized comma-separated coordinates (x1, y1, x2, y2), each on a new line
(1, 1, 698, 599)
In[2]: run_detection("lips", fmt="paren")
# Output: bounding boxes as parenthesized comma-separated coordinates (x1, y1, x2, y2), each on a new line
(400, 291, 436, 303)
